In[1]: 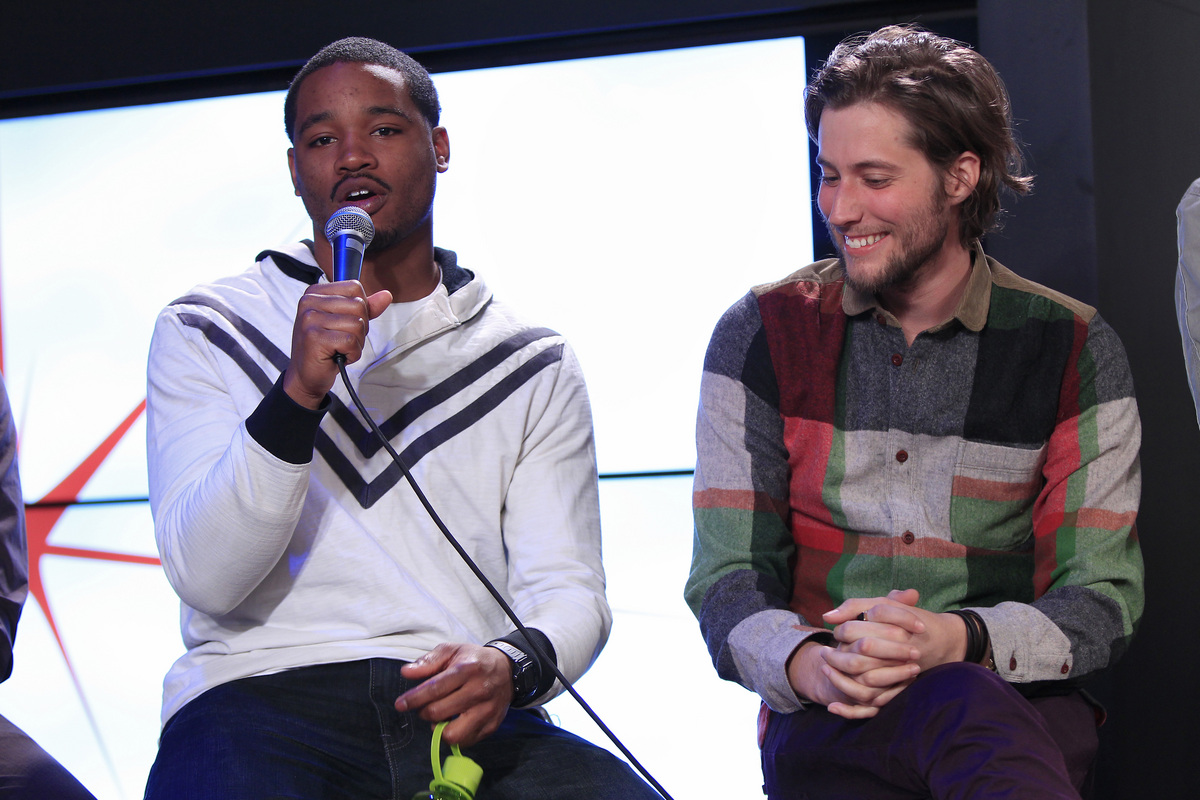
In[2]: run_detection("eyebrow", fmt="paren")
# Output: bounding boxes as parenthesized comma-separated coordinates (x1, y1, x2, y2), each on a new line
(296, 106, 416, 138)
(816, 156, 902, 172)
(367, 105, 415, 123)
(296, 111, 333, 138)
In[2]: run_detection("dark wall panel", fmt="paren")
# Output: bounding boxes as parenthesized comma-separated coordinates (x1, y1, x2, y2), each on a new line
(978, 0, 1098, 305)
(1089, 1, 1200, 796)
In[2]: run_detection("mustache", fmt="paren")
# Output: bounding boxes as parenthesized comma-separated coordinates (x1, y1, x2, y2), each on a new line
(330, 174, 393, 202)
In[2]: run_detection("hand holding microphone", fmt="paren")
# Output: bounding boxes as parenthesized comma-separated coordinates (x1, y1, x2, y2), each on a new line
(282, 208, 391, 409)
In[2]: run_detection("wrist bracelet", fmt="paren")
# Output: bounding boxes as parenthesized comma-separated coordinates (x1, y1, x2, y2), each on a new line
(948, 609, 991, 667)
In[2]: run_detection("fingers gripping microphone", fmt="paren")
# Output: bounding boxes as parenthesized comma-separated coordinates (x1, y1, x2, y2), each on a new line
(325, 207, 375, 282)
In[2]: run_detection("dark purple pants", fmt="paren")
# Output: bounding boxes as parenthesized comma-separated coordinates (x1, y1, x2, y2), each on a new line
(0, 714, 96, 799)
(761, 662, 1099, 800)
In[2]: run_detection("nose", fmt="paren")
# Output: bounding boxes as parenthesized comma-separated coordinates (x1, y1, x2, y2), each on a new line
(820, 182, 860, 229)
(335, 132, 377, 172)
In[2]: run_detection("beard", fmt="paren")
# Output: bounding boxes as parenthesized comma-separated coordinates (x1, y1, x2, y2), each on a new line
(362, 204, 434, 255)
(362, 182, 437, 256)
(366, 223, 405, 254)
(834, 189, 953, 296)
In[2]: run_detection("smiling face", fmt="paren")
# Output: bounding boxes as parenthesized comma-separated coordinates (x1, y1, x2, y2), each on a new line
(816, 102, 966, 295)
(287, 61, 450, 263)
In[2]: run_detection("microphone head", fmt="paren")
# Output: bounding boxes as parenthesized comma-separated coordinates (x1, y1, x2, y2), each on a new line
(324, 206, 376, 247)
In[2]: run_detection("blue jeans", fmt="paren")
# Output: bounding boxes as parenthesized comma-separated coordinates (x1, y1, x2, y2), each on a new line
(143, 658, 661, 800)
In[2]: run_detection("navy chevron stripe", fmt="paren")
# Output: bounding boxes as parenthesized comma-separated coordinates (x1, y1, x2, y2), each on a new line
(174, 296, 290, 372)
(174, 301, 563, 509)
(174, 296, 379, 444)
(321, 343, 565, 508)
(174, 296, 559, 458)
(358, 327, 558, 457)
(177, 313, 276, 394)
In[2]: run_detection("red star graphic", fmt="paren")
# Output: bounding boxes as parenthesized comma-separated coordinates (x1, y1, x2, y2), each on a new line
(23, 399, 159, 790)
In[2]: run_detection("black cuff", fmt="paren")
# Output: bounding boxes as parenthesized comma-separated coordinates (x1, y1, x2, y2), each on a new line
(245, 376, 329, 464)
(494, 628, 557, 701)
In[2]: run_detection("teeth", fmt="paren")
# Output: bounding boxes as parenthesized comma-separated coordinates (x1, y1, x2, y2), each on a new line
(348, 189, 370, 199)
(845, 233, 886, 249)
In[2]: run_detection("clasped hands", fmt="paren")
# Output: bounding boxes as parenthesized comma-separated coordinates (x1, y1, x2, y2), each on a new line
(787, 589, 969, 719)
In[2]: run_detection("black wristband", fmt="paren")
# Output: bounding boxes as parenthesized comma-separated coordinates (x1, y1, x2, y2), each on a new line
(948, 609, 990, 665)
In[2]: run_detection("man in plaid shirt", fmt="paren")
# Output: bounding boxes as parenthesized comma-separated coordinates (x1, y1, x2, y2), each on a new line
(686, 25, 1143, 800)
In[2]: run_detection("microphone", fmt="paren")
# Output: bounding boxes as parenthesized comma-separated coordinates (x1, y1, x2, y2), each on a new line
(324, 207, 375, 282)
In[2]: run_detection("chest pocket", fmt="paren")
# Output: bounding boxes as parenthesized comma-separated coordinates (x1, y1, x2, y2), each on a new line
(948, 439, 1047, 551)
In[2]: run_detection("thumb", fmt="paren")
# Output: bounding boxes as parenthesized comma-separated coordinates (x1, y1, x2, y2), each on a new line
(887, 588, 921, 606)
(366, 290, 393, 320)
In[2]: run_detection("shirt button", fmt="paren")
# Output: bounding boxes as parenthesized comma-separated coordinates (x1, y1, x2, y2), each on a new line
(1061, 663, 1070, 675)
(1009, 656, 1018, 671)
(891, 353, 903, 367)
(895, 450, 908, 463)
(901, 531, 915, 545)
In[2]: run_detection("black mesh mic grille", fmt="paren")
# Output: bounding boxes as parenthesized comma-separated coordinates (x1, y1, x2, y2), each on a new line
(324, 207, 375, 245)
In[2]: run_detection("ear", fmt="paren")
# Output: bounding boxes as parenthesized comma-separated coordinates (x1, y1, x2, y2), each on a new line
(944, 151, 980, 206)
(433, 126, 450, 173)
(287, 147, 301, 196)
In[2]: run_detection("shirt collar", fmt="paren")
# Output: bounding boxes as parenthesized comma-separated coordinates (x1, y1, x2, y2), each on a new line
(840, 241, 992, 333)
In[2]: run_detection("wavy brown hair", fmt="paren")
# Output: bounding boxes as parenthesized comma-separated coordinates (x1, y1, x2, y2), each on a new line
(805, 25, 1033, 245)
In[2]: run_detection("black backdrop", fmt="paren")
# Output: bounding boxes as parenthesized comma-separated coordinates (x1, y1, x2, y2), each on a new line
(3, 1, 1194, 796)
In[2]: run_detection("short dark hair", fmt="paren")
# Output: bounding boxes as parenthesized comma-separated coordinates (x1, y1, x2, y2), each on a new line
(284, 36, 441, 142)
(805, 25, 1033, 244)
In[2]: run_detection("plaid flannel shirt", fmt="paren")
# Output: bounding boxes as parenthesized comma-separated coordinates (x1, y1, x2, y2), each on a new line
(687, 245, 1143, 713)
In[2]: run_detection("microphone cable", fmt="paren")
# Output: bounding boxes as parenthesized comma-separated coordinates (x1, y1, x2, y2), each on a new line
(335, 357, 675, 800)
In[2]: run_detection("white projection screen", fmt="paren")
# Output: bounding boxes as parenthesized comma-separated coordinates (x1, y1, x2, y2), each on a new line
(0, 35, 811, 799)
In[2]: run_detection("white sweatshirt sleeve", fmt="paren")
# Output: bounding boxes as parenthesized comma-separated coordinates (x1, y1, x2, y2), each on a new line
(146, 308, 312, 616)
